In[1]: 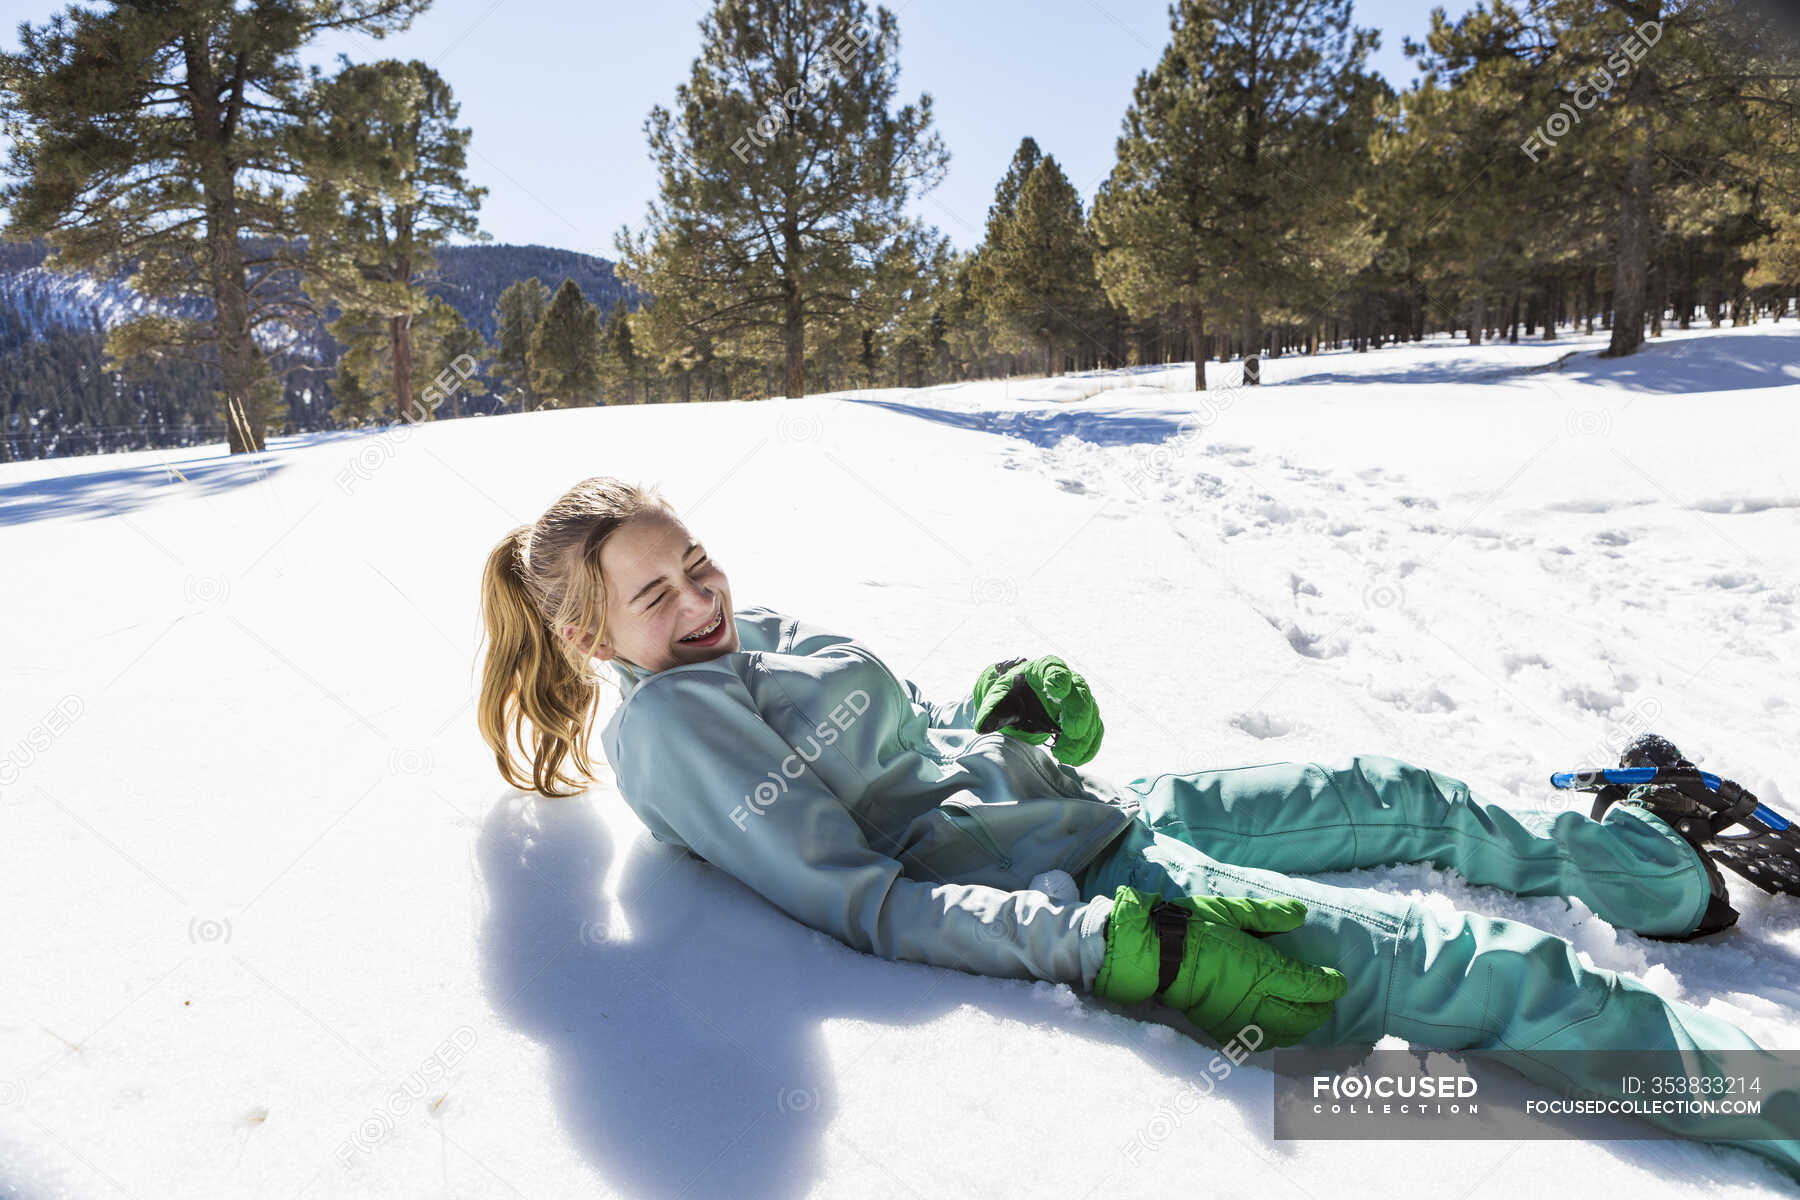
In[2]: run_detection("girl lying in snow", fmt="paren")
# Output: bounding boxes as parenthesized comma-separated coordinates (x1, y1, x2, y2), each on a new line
(476, 475, 1799, 1183)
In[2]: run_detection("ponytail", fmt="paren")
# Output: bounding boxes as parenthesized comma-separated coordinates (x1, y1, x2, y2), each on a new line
(475, 479, 668, 797)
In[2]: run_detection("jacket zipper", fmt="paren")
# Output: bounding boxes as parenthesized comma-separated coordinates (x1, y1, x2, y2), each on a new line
(939, 800, 1013, 869)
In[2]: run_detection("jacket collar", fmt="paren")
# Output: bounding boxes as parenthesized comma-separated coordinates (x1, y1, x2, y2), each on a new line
(608, 657, 651, 698)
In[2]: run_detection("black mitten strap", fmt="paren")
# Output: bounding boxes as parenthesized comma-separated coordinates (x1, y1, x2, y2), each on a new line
(1149, 901, 1189, 996)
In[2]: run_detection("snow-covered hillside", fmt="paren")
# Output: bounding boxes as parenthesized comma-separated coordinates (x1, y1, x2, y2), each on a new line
(2, 322, 1797, 1198)
(0, 265, 184, 338)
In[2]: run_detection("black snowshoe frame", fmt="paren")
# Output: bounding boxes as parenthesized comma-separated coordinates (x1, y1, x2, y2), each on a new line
(1552, 765, 1800, 897)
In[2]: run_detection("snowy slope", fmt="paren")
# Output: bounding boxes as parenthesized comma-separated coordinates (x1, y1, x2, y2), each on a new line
(0, 265, 209, 339)
(1, 322, 1797, 1199)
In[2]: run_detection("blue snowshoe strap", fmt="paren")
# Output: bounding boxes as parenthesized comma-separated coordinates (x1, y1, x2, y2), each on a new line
(1552, 766, 1777, 834)
(1552, 765, 1800, 897)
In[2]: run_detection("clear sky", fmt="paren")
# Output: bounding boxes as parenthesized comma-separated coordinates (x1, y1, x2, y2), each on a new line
(1, 0, 1456, 258)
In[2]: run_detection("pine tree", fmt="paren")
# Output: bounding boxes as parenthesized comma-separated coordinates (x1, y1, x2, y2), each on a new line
(615, 0, 948, 398)
(0, 0, 426, 453)
(1417, 0, 1800, 356)
(1092, 0, 1380, 386)
(963, 138, 1043, 375)
(1378, 17, 1568, 345)
(599, 300, 641, 404)
(323, 304, 390, 421)
(415, 295, 489, 418)
(492, 277, 550, 409)
(528, 279, 602, 407)
(941, 249, 999, 378)
(980, 149, 1103, 378)
(297, 58, 485, 422)
(327, 344, 384, 426)
(1092, 20, 1232, 393)
(880, 238, 954, 386)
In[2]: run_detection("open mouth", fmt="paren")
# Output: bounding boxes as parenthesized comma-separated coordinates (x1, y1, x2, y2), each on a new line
(676, 600, 727, 647)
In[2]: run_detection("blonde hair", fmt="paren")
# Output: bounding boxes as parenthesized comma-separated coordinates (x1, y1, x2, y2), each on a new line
(477, 476, 672, 797)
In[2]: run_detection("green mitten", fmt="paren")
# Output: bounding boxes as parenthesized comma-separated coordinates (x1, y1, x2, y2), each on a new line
(971, 654, 1104, 766)
(1093, 885, 1347, 1047)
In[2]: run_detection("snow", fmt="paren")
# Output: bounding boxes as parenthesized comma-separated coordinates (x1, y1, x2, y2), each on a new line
(0, 265, 205, 339)
(2, 321, 1797, 1198)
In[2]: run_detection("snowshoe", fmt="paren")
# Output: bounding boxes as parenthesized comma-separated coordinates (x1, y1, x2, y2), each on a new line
(1551, 733, 1800, 909)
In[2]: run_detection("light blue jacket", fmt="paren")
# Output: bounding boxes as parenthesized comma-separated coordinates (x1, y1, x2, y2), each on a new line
(598, 605, 1137, 988)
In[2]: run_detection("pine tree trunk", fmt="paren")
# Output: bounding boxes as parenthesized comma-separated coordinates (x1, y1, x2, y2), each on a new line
(782, 218, 804, 398)
(1648, 257, 1664, 338)
(1469, 294, 1486, 345)
(186, 36, 265, 455)
(1190, 305, 1206, 391)
(1670, 248, 1684, 331)
(1605, 104, 1655, 357)
(208, 217, 262, 452)
(391, 312, 416, 421)
(782, 284, 804, 397)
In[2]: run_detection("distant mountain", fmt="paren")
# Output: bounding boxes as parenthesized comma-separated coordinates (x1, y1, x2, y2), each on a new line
(432, 244, 635, 338)
(0, 239, 207, 338)
(0, 238, 635, 345)
(0, 238, 638, 460)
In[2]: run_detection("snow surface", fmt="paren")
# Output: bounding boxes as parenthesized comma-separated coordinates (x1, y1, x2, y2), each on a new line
(2, 322, 1798, 1199)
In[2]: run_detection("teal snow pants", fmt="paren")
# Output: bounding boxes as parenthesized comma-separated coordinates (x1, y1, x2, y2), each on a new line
(1074, 753, 1800, 1182)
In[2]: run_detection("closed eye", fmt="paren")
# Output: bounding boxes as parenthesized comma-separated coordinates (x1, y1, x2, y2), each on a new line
(644, 553, 710, 611)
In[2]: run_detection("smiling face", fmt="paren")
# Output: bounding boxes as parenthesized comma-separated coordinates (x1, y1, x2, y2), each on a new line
(589, 509, 738, 675)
